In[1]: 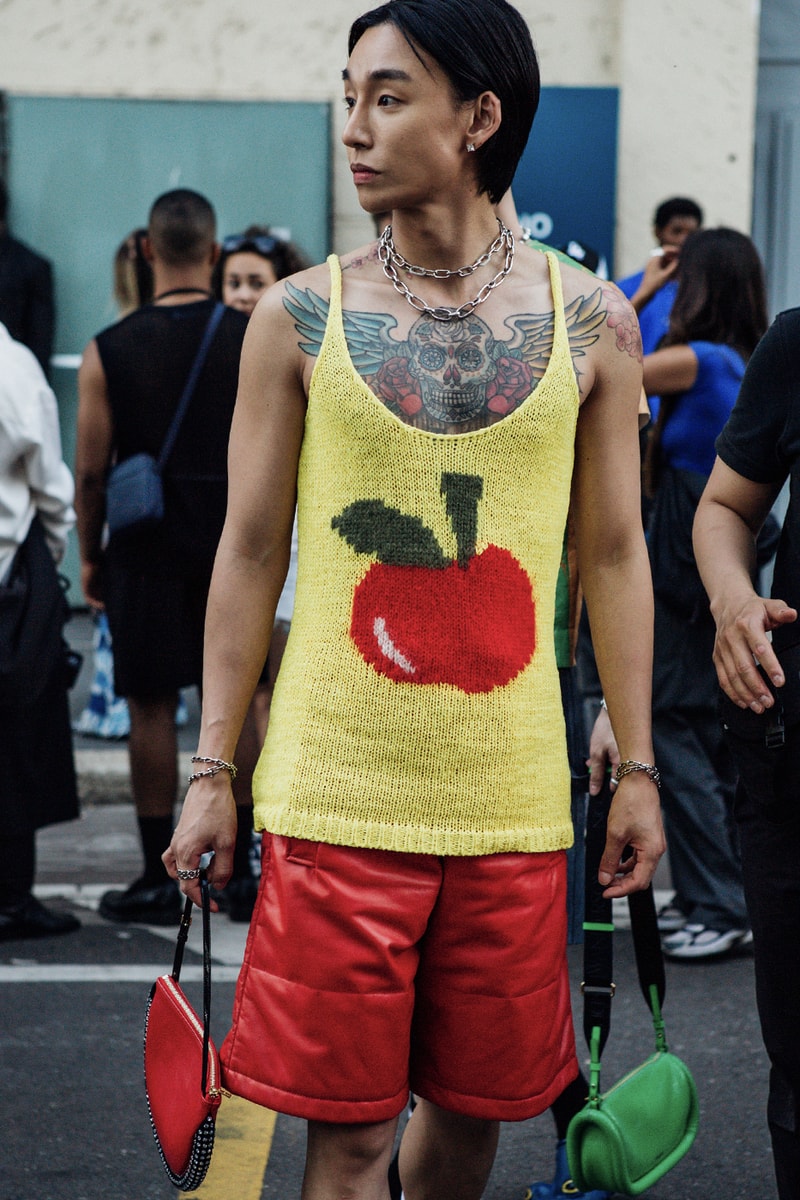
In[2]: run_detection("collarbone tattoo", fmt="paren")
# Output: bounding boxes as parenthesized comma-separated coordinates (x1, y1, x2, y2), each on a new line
(284, 278, 637, 432)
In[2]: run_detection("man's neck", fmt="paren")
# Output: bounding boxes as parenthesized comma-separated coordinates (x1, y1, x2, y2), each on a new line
(151, 268, 213, 304)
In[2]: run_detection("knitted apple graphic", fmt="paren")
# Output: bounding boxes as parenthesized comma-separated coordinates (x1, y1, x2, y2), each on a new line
(331, 472, 535, 694)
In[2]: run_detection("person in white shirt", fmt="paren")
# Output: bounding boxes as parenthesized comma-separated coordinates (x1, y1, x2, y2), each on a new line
(0, 321, 81, 940)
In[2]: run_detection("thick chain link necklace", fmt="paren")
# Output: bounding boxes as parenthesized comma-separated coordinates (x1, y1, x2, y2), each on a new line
(377, 219, 515, 322)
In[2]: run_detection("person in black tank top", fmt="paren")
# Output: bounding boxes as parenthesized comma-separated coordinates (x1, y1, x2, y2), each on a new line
(75, 189, 261, 926)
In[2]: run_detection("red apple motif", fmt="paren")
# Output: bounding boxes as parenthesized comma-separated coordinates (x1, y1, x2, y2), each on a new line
(332, 473, 536, 694)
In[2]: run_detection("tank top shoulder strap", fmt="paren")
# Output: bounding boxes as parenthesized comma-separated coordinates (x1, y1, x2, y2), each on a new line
(543, 250, 570, 361)
(327, 253, 343, 314)
(309, 253, 346, 379)
(326, 254, 344, 342)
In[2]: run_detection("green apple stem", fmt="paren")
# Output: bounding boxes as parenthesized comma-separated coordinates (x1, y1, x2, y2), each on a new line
(440, 473, 483, 569)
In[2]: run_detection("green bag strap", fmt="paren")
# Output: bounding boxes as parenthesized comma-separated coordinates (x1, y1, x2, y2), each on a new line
(583, 773, 670, 1103)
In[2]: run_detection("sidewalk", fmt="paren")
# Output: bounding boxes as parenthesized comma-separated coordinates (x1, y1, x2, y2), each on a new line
(68, 607, 201, 805)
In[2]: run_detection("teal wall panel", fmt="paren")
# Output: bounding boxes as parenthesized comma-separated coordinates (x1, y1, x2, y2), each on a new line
(4, 96, 331, 600)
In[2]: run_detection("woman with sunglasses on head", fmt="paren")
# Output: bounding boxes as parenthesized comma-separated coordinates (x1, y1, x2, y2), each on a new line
(215, 227, 310, 319)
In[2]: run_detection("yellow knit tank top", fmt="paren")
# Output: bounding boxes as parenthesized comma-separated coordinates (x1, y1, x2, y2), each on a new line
(252, 251, 579, 855)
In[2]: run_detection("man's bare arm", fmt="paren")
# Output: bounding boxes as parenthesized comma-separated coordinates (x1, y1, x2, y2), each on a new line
(165, 279, 309, 899)
(693, 458, 795, 711)
(571, 288, 665, 896)
(75, 339, 114, 608)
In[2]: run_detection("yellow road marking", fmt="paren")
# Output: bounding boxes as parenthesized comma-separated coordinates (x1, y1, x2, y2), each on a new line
(185, 1094, 277, 1199)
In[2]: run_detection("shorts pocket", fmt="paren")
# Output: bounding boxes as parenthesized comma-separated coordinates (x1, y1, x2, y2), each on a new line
(284, 838, 320, 868)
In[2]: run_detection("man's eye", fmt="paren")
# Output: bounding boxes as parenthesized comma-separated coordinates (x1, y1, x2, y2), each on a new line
(378, 95, 398, 107)
(343, 96, 356, 111)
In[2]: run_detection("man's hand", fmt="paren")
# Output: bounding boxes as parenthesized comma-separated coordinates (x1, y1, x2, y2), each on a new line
(712, 595, 797, 712)
(163, 776, 238, 909)
(80, 560, 105, 610)
(630, 244, 679, 312)
(587, 704, 620, 795)
(598, 773, 665, 898)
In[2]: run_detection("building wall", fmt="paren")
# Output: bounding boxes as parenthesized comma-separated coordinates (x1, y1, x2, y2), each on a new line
(753, 0, 800, 314)
(0, 0, 760, 276)
(615, 0, 761, 274)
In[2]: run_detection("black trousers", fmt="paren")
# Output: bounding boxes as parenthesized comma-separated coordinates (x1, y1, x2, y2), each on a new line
(726, 723, 800, 1199)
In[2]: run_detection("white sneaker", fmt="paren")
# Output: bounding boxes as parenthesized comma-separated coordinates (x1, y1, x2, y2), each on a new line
(656, 902, 688, 932)
(662, 923, 749, 959)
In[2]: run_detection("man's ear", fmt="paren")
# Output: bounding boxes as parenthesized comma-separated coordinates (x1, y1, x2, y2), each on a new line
(466, 91, 502, 151)
(141, 235, 155, 265)
(210, 242, 221, 267)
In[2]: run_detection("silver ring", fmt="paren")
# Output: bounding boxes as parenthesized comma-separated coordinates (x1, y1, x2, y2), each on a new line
(176, 867, 201, 880)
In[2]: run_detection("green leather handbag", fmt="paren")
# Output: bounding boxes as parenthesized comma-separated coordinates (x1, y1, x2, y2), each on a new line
(566, 775, 699, 1195)
(566, 989, 699, 1195)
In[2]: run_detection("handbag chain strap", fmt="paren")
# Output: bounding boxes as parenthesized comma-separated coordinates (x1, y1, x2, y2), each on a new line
(157, 302, 226, 473)
(169, 866, 214, 1096)
(582, 773, 669, 1102)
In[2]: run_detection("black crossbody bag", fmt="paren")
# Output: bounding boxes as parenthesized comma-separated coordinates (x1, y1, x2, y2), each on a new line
(106, 302, 225, 537)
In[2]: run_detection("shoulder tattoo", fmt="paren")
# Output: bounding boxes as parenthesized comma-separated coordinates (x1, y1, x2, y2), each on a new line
(601, 283, 643, 363)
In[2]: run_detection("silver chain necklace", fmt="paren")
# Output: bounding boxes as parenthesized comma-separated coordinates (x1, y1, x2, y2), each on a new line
(377, 220, 515, 322)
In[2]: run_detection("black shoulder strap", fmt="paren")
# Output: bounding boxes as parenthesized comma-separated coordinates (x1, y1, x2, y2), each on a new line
(582, 775, 667, 1055)
(582, 774, 615, 1057)
(170, 868, 214, 1094)
(157, 302, 225, 472)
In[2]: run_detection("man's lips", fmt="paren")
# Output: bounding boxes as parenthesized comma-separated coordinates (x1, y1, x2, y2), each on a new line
(351, 164, 379, 183)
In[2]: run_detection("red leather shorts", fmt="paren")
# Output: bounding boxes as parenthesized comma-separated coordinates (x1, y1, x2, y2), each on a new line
(221, 834, 577, 1124)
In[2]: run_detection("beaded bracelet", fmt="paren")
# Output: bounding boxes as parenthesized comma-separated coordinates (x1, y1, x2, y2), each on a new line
(188, 755, 238, 785)
(614, 759, 661, 789)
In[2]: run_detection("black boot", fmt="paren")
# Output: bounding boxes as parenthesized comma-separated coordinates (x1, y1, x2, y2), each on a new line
(0, 894, 80, 940)
(99, 875, 181, 925)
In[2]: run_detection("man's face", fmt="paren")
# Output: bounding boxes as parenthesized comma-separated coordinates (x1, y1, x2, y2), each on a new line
(342, 23, 472, 216)
(656, 214, 700, 250)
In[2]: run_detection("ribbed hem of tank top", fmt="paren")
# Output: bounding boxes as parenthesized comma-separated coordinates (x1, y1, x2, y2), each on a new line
(255, 814, 575, 857)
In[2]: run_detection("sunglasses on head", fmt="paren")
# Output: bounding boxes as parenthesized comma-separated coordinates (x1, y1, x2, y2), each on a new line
(222, 233, 280, 256)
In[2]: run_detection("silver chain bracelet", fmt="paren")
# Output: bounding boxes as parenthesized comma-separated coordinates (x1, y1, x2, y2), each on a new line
(614, 759, 661, 789)
(188, 755, 238, 785)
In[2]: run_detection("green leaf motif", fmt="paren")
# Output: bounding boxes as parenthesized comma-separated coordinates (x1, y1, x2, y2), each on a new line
(332, 500, 449, 567)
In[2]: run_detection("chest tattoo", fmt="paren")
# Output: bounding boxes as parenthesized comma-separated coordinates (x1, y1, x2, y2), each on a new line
(284, 281, 615, 433)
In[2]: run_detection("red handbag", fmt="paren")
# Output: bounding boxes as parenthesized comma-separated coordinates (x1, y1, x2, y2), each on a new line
(143, 870, 223, 1190)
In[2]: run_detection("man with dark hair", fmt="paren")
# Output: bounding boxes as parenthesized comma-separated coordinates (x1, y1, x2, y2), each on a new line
(0, 178, 55, 377)
(75, 188, 261, 926)
(147, 189, 217, 266)
(616, 195, 704, 368)
(166, 5, 664, 1197)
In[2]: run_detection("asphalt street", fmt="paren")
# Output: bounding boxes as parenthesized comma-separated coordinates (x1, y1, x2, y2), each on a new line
(0, 611, 778, 1199)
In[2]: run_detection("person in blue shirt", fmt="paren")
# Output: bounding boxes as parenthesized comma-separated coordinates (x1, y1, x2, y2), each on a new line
(617, 197, 703, 421)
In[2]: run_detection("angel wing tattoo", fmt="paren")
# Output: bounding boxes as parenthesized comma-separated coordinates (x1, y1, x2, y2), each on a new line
(283, 282, 401, 376)
(504, 288, 607, 382)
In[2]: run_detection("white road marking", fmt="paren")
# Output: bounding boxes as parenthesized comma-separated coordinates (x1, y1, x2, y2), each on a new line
(0, 964, 242, 982)
(0, 883, 249, 981)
